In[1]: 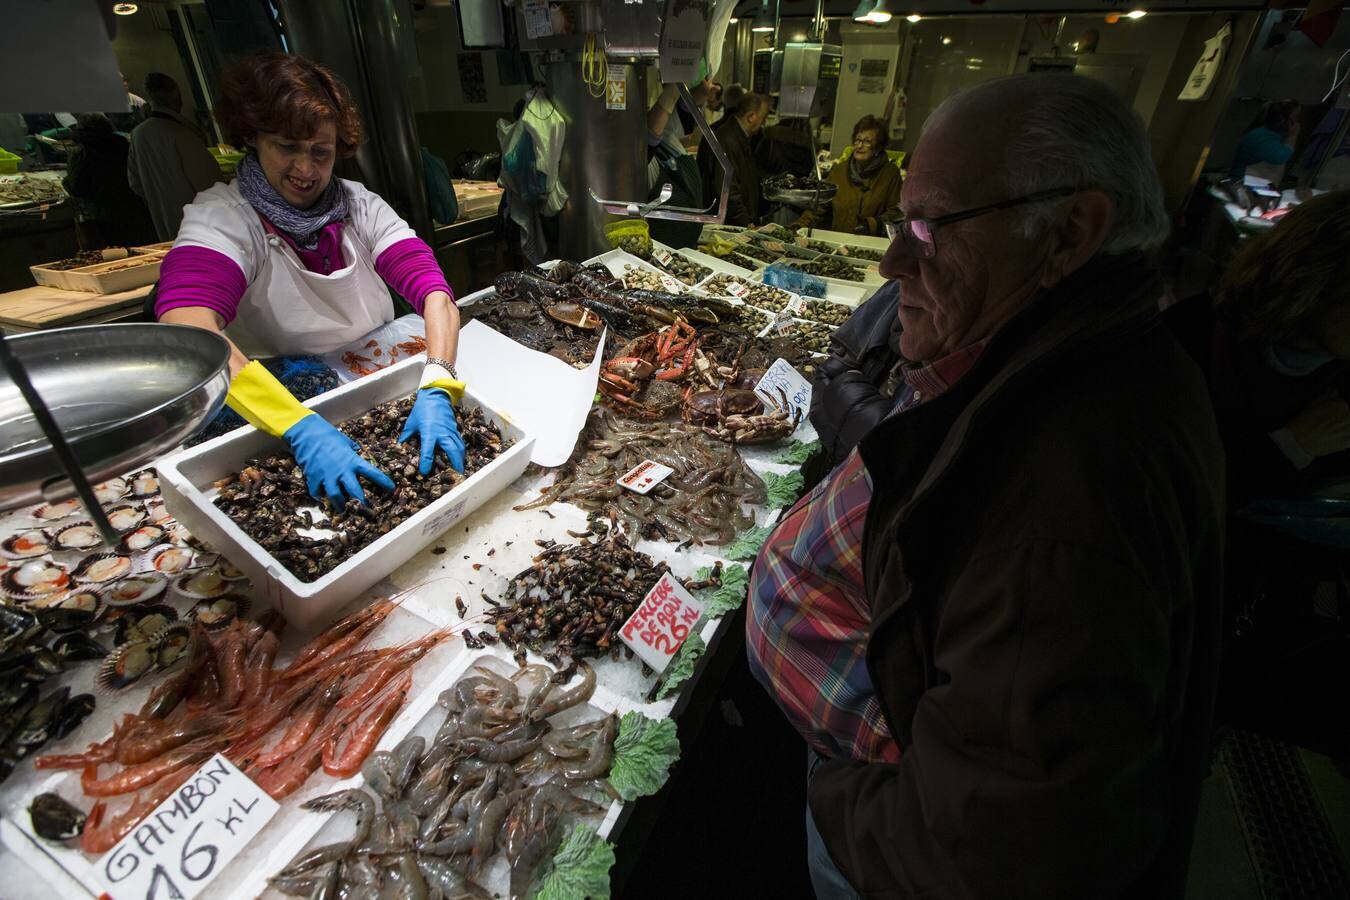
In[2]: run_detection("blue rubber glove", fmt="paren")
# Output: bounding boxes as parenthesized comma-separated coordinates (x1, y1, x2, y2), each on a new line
(399, 388, 465, 474)
(283, 415, 396, 506)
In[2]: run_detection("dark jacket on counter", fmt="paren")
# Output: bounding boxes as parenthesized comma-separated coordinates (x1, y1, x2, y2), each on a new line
(795, 155, 903, 236)
(698, 115, 760, 227)
(809, 252, 1226, 898)
(810, 279, 903, 471)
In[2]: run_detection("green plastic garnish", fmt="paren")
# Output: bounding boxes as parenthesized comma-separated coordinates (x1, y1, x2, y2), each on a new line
(726, 525, 772, 561)
(775, 438, 820, 465)
(701, 563, 749, 618)
(534, 823, 616, 900)
(655, 631, 706, 701)
(763, 471, 805, 509)
(608, 711, 680, 801)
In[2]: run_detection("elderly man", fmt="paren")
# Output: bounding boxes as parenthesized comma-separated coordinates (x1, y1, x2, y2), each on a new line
(127, 72, 223, 241)
(747, 73, 1225, 898)
(698, 91, 770, 226)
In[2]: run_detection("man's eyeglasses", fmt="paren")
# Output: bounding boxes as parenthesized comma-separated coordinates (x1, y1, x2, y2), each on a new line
(884, 187, 1077, 259)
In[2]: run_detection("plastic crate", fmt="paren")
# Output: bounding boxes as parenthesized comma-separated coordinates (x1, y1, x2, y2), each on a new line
(0, 148, 19, 175)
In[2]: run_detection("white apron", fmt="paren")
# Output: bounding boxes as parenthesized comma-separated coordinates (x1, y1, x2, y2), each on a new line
(225, 226, 394, 359)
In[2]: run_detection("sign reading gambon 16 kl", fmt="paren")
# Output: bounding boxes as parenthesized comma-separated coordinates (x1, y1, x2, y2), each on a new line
(98, 753, 279, 900)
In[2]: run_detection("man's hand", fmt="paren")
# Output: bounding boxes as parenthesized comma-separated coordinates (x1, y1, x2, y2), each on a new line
(1286, 390, 1350, 458)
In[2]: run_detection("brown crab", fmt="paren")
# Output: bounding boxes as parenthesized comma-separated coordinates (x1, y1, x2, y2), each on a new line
(683, 386, 800, 444)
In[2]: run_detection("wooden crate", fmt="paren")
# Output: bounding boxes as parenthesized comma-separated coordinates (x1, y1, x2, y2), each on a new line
(62, 253, 164, 294)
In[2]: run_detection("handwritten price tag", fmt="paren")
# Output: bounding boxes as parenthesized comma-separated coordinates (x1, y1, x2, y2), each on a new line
(659, 274, 685, 294)
(755, 357, 812, 422)
(99, 753, 278, 900)
(772, 310, 796, 333)
(618, 459, 674, 495)
(653, 248, 674, 266)
(619, 572, 704, 672)
(725, 280, 748, 299)
(786, 294, 806, 315)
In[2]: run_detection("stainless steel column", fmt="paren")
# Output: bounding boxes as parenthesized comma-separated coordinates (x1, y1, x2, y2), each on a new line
(276, 0, 432, 238)
(542, 59, 648, 261)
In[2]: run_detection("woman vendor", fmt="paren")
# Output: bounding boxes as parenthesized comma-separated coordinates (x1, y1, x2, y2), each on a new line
(792, 115, 902, 236)
(156, 52, 464, 506)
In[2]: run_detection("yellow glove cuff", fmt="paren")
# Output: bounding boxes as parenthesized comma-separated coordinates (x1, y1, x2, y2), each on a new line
(225, 360, 314, 438)
(422, 378, 466, 405)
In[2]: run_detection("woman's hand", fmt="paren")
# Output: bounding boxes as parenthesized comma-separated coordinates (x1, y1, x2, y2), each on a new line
(284, 415, 395, 506)
(399, 389, 465, 474)
(1286, 390, 1350, 459)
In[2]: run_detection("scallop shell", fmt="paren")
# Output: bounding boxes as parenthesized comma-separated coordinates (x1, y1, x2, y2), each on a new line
(94, 477, 129, 505)
(151, 622, 194, 669)
(1, 529, 50, 560)
(113, 604, 177, 645)
(52, 521, 103, 551)
(189, 594, 251, 631)
(102, 572, 167, 607)
(1, 559, 71, 599)
(217, 559, 246, 581)
(118, 525, 166, 553)
(129, 470, 160, 498)
(72, 552, 133, 584)
(150, 546, 195, 575)
(96, 639, 156, 690)
(175, 569, 231, 600)
(105, 504, 147, 534)
(32, 499, 81, 522)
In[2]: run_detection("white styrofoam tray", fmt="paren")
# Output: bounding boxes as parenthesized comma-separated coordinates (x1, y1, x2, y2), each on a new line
(156, 355, 535, 630)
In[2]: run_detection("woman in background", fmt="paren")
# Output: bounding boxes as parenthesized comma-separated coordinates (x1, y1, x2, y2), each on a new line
(792, 115, 901, 236)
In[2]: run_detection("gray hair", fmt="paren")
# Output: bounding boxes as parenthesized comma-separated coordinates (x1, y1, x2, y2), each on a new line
(924, 73, 1168, 254)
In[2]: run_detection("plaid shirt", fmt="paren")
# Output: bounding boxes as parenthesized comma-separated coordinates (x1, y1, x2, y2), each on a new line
(747, 339, 988, 762)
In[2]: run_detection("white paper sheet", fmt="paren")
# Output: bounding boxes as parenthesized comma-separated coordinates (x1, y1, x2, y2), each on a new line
(455, 319, 606, 466)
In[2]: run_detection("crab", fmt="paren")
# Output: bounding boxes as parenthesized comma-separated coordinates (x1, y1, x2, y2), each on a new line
(684, 386, 801, 444)
(599, 320, 701, 417)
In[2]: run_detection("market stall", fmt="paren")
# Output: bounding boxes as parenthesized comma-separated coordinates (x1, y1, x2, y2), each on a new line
(0, 238, 835, 898)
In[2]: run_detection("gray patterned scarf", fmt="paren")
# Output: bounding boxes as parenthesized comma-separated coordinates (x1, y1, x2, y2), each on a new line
(235, 152, 348, 249)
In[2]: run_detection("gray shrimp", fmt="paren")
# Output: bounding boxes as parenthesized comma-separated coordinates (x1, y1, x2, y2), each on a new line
(561, 714, 619, 781)
(416, 857, 493, 900)
(526, 662, 596, 722)
(300, 788, 374, 848)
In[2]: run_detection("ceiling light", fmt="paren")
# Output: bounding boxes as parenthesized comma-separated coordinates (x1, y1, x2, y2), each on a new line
(942, 36, 952, 45)
(907, 14, 922, 24)
(852, 0, 875, 21)
(113, 2, 138, 13)
(729, 17, 738, 23)
(751, 0, 776, 33)
(1126, 9, 1147, 18)
(859, 0, 889, 22)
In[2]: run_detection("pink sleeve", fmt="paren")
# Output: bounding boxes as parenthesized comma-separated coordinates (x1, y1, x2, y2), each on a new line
(154, 245, 248, 325)
(374, 237, 454, 314)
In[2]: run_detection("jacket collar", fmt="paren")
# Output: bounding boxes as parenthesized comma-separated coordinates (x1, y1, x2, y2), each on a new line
(861, 251, 1162, 509)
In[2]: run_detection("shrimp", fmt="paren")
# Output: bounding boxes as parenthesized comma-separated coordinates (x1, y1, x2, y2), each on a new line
(80, 762, 198, 854)
(114, 714, 235, 765)
(240, 626, 281, 706)
(237, 679, 318, 741)
(251, 676, 344, 769)
(525, 662, 595, 722)
(281, 599, 395, 680)
(82, 738, 223, 797)
(254, 719, 342, 800)
(213, 620, 248, 708)
(185, 641, 220, 712)
(322, 673, 412, 778)
(300, 789, 374, 848)
(335, 629, 451, 713)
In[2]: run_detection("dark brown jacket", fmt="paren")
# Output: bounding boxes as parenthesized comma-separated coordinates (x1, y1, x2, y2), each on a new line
(794, 157, 903, 236)
(698, 115, 761, 227)
(809, 253, 1226, 898)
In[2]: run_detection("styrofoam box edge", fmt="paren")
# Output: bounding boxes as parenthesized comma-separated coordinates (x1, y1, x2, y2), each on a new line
(156, 355, 536, 631)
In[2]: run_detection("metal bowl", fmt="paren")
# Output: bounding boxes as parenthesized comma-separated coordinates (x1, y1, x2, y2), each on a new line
(0, 323, 230, 511)
(762, 178, 838, 210)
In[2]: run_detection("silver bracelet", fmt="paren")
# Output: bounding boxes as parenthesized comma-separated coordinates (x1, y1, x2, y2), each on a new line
(427, 356, 458, 380)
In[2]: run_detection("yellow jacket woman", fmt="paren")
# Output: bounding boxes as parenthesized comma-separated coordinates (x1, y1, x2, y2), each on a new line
(794, 115, 902, 236)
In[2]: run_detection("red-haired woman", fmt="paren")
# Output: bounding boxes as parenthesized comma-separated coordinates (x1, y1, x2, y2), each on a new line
(156, 52, 463, 506)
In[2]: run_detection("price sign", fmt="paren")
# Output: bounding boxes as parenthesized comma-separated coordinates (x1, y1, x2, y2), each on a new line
(659, 274, 684, 294)
(619, 459, 674, 494)
(619, 572, 704, 672)
(99, 754, 279, 900)
(773, 310, 796, 333)
(755, 357, 812, 422)
(653, 248, 673, 267)
(725, 280, 748, 299)
(786, 294, 806, 315)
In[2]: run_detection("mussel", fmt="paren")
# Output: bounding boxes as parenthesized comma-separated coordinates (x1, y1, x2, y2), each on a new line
(51, 632, 107, 662)
(50, 692, 95, 739)
(10, 686, 69, 755)
(29, 792, 86, 842)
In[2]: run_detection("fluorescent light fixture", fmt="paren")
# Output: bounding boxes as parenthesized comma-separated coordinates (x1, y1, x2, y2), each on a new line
(751, 0, 776, 33)
(1126, 9, 1147, 18)
(113, 2, 138, 13)
(906, 13, 922, 23)
(729, 16, 739, 22)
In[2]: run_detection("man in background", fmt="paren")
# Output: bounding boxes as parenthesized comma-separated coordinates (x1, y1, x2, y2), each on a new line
(128, 72, 223, 241)
(698, 92, 769, 226)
